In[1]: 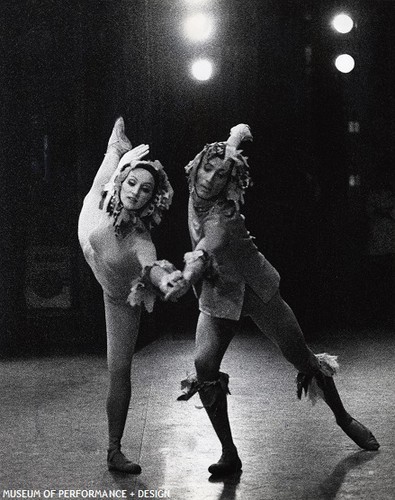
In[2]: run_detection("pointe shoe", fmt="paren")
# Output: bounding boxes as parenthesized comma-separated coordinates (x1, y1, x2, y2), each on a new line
(107, 448, 142, 474)
(208, 452, 242, 476)
(339, 417, 380, 451)
(107, 117, 132, 155)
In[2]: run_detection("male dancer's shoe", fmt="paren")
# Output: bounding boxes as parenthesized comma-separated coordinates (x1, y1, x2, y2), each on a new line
(198, 373, 243, 476)
(208, 449, 242, 476)
(297, 354, 380, 451)
(315, 373, 380, 451)
(107, 448, 142, 474)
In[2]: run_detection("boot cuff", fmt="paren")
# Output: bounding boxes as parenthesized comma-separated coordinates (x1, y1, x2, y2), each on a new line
(177, 372, 230, 402)
(316, 353, 339, 376)
(297, 353, 339, 405)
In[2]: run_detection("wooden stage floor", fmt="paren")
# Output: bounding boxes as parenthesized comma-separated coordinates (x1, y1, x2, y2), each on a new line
(1, 326, 394, 500)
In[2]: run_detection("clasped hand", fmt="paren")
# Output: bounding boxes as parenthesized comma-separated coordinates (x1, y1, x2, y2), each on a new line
(159, 271, 190, 302)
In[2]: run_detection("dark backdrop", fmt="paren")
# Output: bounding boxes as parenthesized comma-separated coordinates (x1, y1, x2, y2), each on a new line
(1, 0, 394, 355)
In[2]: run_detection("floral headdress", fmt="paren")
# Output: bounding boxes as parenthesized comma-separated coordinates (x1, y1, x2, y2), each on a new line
(105, 158, 174, 237)
(185, 124, 253, 207)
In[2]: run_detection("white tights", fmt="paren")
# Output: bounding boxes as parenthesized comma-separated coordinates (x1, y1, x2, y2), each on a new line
(104, 293, 141, 451)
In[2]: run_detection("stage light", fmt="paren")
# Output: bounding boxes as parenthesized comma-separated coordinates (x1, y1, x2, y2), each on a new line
(185, 0, 211, 4)
(191, 58, 213, 81)
(184, 13, 213, 41)
(332, 14, 354, 34)
(335, 54, 355, 73)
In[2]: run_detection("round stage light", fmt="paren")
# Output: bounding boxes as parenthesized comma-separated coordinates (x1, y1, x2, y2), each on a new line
(335, 54, 355, 73)
(184, 13, 213, 41)
(185, 0, 211, 4)
(332, 14, 354, 34)
(191, 58, 213, 81)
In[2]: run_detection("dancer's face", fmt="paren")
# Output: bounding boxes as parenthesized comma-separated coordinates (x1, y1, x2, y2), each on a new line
(195, 156, 231, 200)
(120, 168, 155, 211)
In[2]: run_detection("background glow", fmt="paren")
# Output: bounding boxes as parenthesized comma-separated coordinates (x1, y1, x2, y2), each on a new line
(191, 58, 213, 80)
(184, 0, 211, 5)
(335, 54, 355, 73)
(184, 13, 213, 41)
(332, 14, 354, 34)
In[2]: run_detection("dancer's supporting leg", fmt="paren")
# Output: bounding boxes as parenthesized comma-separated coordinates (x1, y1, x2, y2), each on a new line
(104, 293, 142, 473)
(245, 289, 380, 451)
(194, 312, 242, 476)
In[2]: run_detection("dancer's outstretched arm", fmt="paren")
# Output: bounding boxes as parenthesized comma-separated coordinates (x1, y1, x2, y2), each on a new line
(92, 143, 149, 194)
(164, 216, 228, 301)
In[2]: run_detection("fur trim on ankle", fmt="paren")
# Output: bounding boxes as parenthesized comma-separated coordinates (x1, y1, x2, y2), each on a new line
(177, 372, 230, 406)
(316, 353, 339, 376)
(297, 353, 339, 405)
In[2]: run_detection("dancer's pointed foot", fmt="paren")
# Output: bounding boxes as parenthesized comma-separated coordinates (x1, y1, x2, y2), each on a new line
(107, 117, 132, 155)
(107, 449, 142, 474)
(339, 417, 380, 451)
(208, 449, 242, 476)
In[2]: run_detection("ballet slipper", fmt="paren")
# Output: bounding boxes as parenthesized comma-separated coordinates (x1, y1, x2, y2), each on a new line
(107, 117, 132, 155)
(338, 417, 380, 451)
(297, 355, 380, 452)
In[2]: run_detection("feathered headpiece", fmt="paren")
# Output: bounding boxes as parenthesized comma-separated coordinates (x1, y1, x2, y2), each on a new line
(185, 124, 253, 207)
(101, 149, 174, 237)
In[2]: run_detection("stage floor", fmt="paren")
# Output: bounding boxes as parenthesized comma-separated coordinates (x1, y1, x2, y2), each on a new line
(1, 327, 394, 500)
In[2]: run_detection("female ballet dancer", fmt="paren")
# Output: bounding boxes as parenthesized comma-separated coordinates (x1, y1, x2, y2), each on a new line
(78, 117, 182, 473)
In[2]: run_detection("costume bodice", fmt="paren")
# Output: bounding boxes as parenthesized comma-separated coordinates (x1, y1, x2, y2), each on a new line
(188, 195, 255, 254)
(188, 194, 280, 320)
(84, 217, 156, 300)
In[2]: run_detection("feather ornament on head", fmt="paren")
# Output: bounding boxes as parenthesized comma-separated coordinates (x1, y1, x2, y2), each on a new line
(185, 124, 253, 207)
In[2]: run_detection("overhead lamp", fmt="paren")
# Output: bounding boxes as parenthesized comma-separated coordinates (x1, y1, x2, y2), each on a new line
(335, 54, 355, 73)
(184, 13, 213, 41)
(191, 58, 214, 81)
(184, 0, 211, 5)
(332, 13, 354, 34)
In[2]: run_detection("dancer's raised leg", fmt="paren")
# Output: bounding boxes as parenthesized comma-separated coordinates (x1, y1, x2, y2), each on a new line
(92, 117, 132, 191)
(78, 118, 132, 250)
